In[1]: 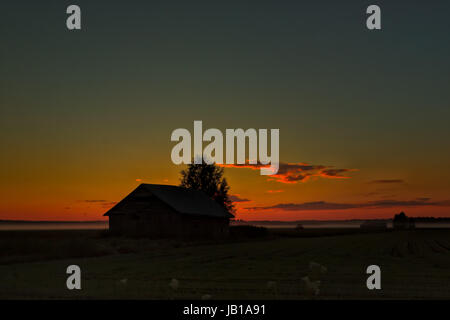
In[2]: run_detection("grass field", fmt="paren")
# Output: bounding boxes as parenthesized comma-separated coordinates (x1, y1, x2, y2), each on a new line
(1, 228, 450, 299)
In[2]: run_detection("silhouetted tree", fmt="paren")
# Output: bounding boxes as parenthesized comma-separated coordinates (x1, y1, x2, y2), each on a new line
(180, 162, 235, 215)
(393, 211, 407, 221)
(393, 211, 415, 230)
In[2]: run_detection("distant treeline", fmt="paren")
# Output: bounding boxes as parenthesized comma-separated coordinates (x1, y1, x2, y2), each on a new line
(234, 217, 450, 224)
(233, 219, 387, 225)
(0, 220, 106, 224)
(411, 217, 450, 222)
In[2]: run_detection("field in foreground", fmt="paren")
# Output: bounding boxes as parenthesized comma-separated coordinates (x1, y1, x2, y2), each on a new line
(1, 229, 450, 299)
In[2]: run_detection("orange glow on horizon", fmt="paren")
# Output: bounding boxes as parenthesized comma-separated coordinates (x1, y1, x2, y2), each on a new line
(1, 161, 449, 221)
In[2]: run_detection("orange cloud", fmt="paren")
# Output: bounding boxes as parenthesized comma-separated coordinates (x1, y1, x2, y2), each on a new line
(266, 190, 284, 193)
(219, 162, 356, 184)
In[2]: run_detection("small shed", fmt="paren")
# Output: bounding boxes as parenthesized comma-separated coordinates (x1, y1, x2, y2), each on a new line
(104, 184, 233, 238)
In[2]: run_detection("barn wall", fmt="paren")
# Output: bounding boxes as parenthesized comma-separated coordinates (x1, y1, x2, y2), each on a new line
(109, 213, 229, 239)
(108, 194, 229, 238)
(180, 215, 229, 239)
(108, 195, 178, 236)
(109, 214, 134, 235)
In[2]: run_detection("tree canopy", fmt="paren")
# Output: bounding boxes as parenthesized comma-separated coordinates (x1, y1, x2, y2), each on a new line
(179, 162, 235, 215)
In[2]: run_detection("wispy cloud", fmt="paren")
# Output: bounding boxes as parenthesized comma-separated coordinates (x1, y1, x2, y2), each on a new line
(246, 201, 356, 211)
(266, 190, 284, 194)
(219, 162, 356, 184)
(369, 179, 404, 184)
(229, 194, 251, 203)
(80, 200, 117, 208)
(245, 198, 450, 211)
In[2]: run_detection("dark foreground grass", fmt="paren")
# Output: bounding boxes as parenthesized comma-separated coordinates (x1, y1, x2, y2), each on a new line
(1, 229, 450, 299)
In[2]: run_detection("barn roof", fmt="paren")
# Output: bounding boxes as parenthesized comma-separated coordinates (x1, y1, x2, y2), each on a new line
(104, 184, 233, 218)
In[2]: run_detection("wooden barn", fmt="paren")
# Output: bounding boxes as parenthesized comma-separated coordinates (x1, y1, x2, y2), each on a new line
(104, 184, 233, 238)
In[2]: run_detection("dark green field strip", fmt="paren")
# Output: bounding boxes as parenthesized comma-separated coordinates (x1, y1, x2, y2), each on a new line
(1, 230, 450, 299)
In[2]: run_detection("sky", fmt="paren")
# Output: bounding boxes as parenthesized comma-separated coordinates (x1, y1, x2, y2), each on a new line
(1, 0, 450, 221)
